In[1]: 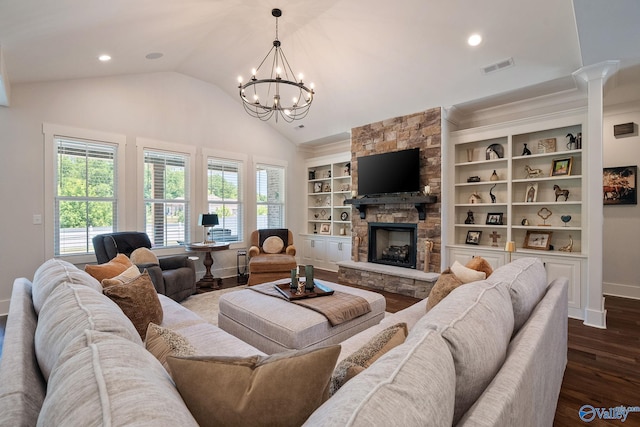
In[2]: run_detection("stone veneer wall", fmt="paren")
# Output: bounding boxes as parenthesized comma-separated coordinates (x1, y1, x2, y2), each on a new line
(350, 107, 442, 273)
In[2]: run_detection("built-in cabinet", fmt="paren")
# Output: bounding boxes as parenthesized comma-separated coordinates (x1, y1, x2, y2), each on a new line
(446, 110, 588, 319)
(302, 154, 353, 271)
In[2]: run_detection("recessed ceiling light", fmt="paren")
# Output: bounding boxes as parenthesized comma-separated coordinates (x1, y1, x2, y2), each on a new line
(145, 52, 164, 60)
(467, 34, 482, 47)
(98, 54, 112, 62)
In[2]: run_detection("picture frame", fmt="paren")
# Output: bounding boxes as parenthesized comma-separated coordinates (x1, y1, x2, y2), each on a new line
(603, 165, 638, 205)
(319, 223, 331, 234)
(485, 212, 503, 225)
(538, 138, 556, 153)
(551, 157, 573, 177)
(313, 182, 323, 193)
(465, 230, 482, 245)
(523, 230, 553, 250)
(524, 182, 538, 202)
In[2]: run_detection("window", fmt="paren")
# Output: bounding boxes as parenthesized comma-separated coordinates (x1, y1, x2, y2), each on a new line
(256, 163, 285, 229)
(207, 157, 243, 243)
(54, 138, 118, 255)
(143, 150, 190, 247)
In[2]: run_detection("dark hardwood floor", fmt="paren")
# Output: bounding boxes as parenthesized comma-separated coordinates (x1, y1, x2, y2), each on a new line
(1, 271, 638, 426)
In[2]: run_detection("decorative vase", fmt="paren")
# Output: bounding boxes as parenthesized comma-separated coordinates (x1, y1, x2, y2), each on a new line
(305, 265, 315, 291)
(490, 170, 499, 181)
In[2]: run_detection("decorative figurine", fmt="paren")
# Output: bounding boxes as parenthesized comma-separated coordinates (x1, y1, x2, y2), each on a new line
(521, 218, 529, 226)
(490, 184, 497, 204)
(465, 210, 475, 224)
(553, 185, 570, 201)
(537, 207, 553, 226)
(559, 236, 574, 252)
(469, 192, 482, 204)
(566, 133, 577, 150)
(525, 165, 543, 178)
(522, 143, 532, 155)
(561, 215, 572, 227)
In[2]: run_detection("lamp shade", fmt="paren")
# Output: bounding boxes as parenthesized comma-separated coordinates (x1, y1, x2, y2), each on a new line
(198, 214, 219, 227)
(504, 241, 516, 253)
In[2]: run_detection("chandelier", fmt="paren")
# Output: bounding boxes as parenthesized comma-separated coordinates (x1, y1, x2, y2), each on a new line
(238, 8, 314, 123)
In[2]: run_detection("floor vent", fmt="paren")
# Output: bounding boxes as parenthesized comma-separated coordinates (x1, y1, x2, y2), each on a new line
(482, 57, 515, 74)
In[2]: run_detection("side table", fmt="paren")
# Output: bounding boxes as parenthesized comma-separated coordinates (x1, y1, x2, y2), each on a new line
(186, 242, 230, 290)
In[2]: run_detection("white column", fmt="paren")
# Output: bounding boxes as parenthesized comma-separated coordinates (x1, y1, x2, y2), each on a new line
(573, 60, 619, 329)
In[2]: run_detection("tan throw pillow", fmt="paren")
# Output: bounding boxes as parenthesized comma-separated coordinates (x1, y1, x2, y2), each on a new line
(145, 323, 196, 374)
(85, 253, 133, 282)
(466, 256, 493, 278)
(130, 247, 159, 265)
(330, 323, 408, 394)
(101, 265, 142, 288)
(262, 235, 285, 254)
(451, 260, 486, 284)
(102, 270, 163, 340)
(426, 268, 464, 311)
(167, 345, 340, 427)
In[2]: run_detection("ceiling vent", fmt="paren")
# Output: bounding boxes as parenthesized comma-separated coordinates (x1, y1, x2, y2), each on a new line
(482, 57, 515, 75)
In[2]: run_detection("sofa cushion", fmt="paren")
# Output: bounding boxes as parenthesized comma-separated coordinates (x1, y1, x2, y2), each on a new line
(262, 235, 285, 254)
(103, 270, 163, 340)
(451, 260, 486, 283)
(303, 324, 456, 427)
(465, 256, 493, 278)
(423, 280, 515, 424)
(35, 282, 142, 381)
(330, 323, 408, 394)
(486, 257, 548, 332)
(130, 247, 159, 265)
(39, 330, 198, 426)
(248, 253, 297, 273)
(426, 268, 464, 311)
(167, 345, 340, 427)
(84, 253, 133, 282)
(32, 258, 102, 314)
(101, 264, 142, 287)
(146, 323, 196, 373)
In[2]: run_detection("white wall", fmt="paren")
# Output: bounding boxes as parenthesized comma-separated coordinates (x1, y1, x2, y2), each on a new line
(0, 71, 306, 313)
(603, 101, 640, 299)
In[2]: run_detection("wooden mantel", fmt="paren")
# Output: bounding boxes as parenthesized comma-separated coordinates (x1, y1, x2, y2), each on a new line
(345, 195, 437, 220)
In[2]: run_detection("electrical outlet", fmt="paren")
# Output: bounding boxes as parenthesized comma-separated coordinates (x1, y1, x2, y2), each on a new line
(33, 214, 42, 225)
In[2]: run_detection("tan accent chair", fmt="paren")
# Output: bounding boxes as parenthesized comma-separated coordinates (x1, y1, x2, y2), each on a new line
(248, 229, 297, 286)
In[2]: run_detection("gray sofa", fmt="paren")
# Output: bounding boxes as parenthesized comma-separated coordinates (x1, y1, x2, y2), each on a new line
(0, 257, 567, 426)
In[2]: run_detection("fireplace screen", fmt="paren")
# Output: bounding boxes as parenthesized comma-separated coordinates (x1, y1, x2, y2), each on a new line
(368, 222, 417, 269)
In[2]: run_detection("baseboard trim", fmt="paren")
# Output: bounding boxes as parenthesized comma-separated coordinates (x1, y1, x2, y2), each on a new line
(603, 282, 640, 300)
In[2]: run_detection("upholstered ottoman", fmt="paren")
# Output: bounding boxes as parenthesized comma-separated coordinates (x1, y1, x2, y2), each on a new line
(218, 280, 386, 354)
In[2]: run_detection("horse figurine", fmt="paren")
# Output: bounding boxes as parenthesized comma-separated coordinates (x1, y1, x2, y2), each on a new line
(525, 165, 543, 178)
(553, 185, 570, 201)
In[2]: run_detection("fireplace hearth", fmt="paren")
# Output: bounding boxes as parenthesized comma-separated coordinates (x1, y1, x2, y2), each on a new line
(368, 222, 417, 269)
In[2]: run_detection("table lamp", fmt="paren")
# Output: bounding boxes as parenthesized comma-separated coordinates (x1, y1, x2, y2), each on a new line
(505, 241, 516, 263)
(198, 213, 219, 243)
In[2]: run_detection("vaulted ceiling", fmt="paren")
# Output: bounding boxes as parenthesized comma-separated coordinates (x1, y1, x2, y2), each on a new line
(1, 0, 639, 145)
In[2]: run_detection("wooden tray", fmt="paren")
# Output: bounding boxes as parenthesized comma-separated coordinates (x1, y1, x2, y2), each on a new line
(274, 281, 334, 300)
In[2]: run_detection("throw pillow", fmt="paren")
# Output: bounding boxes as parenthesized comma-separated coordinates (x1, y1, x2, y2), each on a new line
(465, 256, 493, 278)
(130, 247, 159, 265)
(167, 345, 340, 427)
(84, 253, 133, 282)
(101, 265, 142, 288)
(102, 270, 163, 340)
(330, 323, 408, 394)
(426, 268, 464, 311)
(262, 235, 284, 254)
(145, 323, 196, 374)
(451, 260, 486, 284)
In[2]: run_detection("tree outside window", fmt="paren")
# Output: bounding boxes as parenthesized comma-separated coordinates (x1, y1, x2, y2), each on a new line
(208, 158, 242, 242)
(256, 163, 285, 229)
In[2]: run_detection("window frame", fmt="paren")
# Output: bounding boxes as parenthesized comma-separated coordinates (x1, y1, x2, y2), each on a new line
(43, 123, 126, 263)
(254, 156, 288, 230)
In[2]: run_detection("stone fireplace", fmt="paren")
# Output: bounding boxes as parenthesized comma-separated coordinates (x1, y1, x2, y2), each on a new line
(368, 222, 417, 269)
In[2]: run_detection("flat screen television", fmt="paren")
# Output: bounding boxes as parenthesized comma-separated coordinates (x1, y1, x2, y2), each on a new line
(357, 148, 421, 196)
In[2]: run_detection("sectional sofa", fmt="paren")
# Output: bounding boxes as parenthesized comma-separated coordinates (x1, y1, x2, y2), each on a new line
(0, 257, 567, 426)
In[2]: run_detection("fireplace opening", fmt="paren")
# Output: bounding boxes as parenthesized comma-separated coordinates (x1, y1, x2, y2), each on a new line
(368, 222, 417, 269)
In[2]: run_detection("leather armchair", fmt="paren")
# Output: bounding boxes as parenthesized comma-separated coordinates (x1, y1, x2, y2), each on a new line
(248, 229, 297, 286)
(92, 232, 196, 302)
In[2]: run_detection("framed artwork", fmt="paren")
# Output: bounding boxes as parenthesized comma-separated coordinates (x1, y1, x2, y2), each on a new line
(313, 182, 323, 193)
(551, 157, 573, 177)
(603, 165, 638, 205)
(523, 230, 553, 250)
(538, 138, 556, 153)
(524, 182, 538, 202)
(486, 212, 503, 225)
(465, 230, 482, 245)
(319, 223, 331, 234)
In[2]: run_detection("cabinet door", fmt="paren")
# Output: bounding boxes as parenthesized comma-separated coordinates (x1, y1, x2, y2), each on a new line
(303, 237, 327, 265)
(327, 240, 352, 264)
(448, 248, 506, 271)
(542, 257, 582, 311)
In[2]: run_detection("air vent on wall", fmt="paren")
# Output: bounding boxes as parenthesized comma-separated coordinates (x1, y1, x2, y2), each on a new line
(482, 57, 515, 75)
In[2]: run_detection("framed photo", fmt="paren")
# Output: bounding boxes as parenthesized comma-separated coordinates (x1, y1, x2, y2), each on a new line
(319, 223, 331, 234)
(538, 138, 556, 153)
(313, 182, 323, 193)
(465, 230, 482, 245)
(524, 182, 538, 202)
(603, 165, 638, 205)
(486, 212, 503, 225)
(551, 157, 573, 177)
(523, 230, 553, 250)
